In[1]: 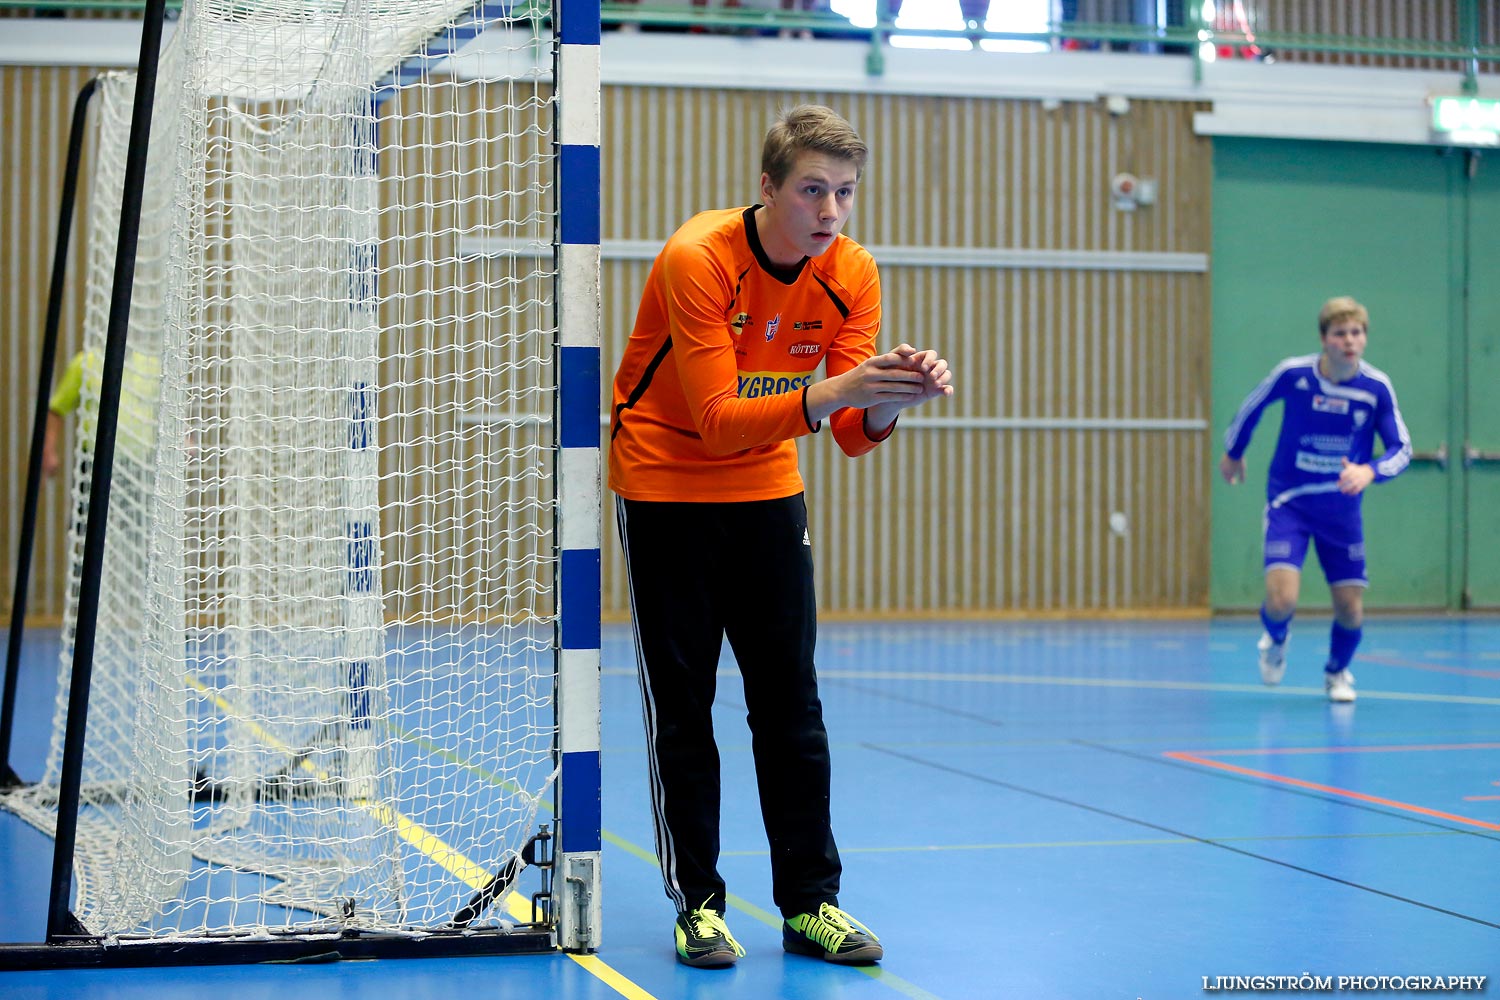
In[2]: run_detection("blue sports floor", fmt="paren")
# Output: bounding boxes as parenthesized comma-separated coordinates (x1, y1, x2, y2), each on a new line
(2, 616, 1497, 998)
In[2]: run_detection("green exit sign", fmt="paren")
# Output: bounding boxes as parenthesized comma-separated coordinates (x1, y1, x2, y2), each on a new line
(1431, 96, 1500, 146)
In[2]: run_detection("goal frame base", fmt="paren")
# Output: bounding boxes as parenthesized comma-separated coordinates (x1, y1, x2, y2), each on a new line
(0, 923, 557, 970)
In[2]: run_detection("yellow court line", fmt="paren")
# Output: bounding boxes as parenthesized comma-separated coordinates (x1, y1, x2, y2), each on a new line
(490, 893, 657, 1000)
(363, 802, 494, 887)
(566, 954, 661, 1000)
(187, 676, 657, 1000)
(195, 678, 946, 998)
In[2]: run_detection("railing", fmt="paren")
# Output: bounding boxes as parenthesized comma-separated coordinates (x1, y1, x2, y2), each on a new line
(0, 0, 1496, 89)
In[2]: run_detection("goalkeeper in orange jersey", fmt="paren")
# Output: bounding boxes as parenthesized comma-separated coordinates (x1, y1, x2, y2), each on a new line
(608, 104, 953, 969)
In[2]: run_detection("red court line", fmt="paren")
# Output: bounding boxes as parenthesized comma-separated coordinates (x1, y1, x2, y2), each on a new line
(1170, 742, 1500, 758)
(1354, 653, 1500, 680)
(1163, 751, 1500, 832)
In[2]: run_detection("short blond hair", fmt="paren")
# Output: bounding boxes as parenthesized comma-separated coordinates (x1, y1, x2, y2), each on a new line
(1318, 296, 1369, 335)
(761, 105, 868, 188)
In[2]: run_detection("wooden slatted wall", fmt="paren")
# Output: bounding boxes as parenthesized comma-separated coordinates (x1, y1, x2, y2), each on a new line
(2, 71, 1213, 624)
(1, 64, 99, 626)
(598, 87, 1213, 616)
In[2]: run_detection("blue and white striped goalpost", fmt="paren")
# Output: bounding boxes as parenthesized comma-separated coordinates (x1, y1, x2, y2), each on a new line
(554, 0, 604, 953)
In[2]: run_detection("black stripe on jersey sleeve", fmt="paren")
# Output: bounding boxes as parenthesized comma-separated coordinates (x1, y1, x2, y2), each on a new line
(731, 264, 753, 307)
(611, 335, 674, 441)
(812, 273, 850, 319)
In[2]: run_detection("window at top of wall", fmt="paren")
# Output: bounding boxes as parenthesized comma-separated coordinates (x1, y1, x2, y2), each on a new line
(829, 0, 1051, 52)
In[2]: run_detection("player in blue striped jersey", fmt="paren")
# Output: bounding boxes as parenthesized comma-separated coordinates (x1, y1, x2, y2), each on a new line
(1219, 297, 1412, 702)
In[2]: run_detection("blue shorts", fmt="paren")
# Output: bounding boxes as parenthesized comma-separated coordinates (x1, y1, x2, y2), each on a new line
(1262, 498, 1367, 588)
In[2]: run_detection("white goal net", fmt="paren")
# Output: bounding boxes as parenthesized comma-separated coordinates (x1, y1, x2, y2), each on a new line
(4, 0, 579, 947)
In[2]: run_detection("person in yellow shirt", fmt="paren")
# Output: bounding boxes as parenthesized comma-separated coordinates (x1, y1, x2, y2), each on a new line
(41, 348, 161, 479)
(41, 350, 88, 479)
(609, 104, 953, 969)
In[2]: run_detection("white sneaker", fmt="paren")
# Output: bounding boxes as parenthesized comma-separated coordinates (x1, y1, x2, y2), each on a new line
(1257, 632, 1287, 685)
(1325, 668, 1357, 703)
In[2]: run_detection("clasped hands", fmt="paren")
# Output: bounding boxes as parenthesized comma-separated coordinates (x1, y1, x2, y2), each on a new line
(805, 342, 954, 429)
(848, 343, 954, 409)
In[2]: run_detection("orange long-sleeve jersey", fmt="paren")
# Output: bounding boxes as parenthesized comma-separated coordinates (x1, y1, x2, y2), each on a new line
(608, 206, 888, 503)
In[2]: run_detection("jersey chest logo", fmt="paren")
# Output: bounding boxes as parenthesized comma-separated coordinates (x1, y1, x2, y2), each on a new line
(1311, 394, 1349, 415)
(738, 371, 814, 398)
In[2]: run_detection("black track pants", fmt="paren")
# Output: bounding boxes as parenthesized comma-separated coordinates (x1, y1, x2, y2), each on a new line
(615, 493, 841, 918)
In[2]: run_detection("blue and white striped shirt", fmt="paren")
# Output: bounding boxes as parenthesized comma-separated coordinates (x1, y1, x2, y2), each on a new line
(1223, 354, 1412, 508)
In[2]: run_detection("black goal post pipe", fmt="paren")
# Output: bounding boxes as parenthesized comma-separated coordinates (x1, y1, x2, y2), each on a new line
(46, 0, 169, 942)
(0, 76, 99, 790)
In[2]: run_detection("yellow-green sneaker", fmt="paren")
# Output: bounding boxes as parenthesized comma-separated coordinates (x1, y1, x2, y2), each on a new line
(783, 902, 883, 964)
(674, 904, 746, 968)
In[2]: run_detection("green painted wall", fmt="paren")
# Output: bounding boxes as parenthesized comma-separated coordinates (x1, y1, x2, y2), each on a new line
(1210, 138, 1489, 611)
(1463, 153, 1500, 609)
